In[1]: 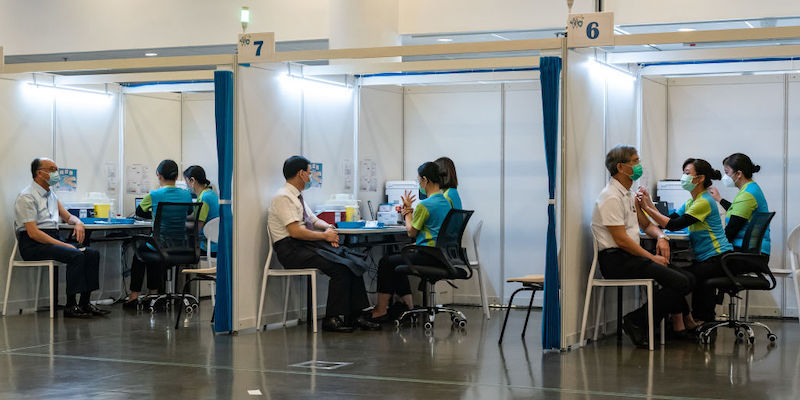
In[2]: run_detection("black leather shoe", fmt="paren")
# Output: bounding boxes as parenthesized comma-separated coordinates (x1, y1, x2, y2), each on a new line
(82, 304, 111, 316)
(322, 316, 354, 333)
(367, 313, 391, 324)
(355, 316, 382, 331)
(63, 305, 92, 318)
(622, 314, 649, 348)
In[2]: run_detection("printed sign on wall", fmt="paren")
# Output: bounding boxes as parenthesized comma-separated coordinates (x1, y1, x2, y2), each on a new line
(57, 168, 77, 192)
(309, 163, 323, 188)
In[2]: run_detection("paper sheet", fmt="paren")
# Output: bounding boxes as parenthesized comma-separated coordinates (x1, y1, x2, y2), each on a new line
(359, 159, 377, 192)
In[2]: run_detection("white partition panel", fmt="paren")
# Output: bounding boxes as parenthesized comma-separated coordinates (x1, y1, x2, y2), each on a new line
(785, 76, 800, 318)
(0, 80, 56, 311)
(503, 82, 547, 306)
(122, 93, 182, 216)
(358, 86, 404, 219)
(640, 78, 669, 193)
(181, 92, 218, 190)
(403, 84, 503, 303)
(301, 80, 356, 207)
(667, 75, 785, 316)
(562, 51, 611, 348)
(235, 65, 304, 330)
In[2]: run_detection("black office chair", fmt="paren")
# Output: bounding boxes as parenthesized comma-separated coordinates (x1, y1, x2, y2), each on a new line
(698, 211, 778, 345)
(133, 202, 203, 313)
(395, 209, 474, 330)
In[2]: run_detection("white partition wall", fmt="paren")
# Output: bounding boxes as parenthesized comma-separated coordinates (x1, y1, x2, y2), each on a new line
(561, 51, 637, 348)
(122, 93, 182, 216)
(788, 75, 800, 317)
(0, 79, 58, 311)
(181, 92, 218, 190)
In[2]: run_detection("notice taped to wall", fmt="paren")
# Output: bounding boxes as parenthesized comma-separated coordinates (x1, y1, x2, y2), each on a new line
(359, 159, 377, 192)
(57, 168, 77, 192)
(310, 163, 323, 188)
(342, 159, 353, 191)
(105, 162, 118, 194)
(126, 164, 151, 195)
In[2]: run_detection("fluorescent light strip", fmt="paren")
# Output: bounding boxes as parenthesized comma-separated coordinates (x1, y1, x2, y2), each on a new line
(27, 82, 112, 96)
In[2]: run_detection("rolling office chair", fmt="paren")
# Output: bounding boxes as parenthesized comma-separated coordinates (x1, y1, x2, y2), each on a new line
(132, 202, 203, 313)
(698, 212, 778, 345)
(394, 209, 474, 330)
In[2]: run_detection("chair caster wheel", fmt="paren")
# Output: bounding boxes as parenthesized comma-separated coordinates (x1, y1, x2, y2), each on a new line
(768, 333, 777, 342)
(394, 319, 401, 327)
(736, 330, 746, 339)
(424, 322, 433, 330)
(457, 320, 467, 328)
(149, 307, 155, 314)
(185, 306, 193, 314)
(748, 336, 755, 344)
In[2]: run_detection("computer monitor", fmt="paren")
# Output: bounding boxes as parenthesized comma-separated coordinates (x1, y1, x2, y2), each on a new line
(135, 197, 143, 210)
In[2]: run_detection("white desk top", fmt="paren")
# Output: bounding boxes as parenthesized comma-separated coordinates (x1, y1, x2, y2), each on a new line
(639, 231, 689, 240)
(337, 226, 407, 235)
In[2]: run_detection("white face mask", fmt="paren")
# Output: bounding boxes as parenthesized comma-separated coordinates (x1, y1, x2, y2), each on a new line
(721, 174, 736, 188)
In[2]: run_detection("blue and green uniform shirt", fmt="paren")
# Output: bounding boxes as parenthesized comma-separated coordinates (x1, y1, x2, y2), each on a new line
(140, 185, 193, 241)
(411, 191, 452, 246)
(197, 188, 220, 253)
(677, 191, 733, 261)
(727, 181, 770, 254)
(443, 187, 462, 210)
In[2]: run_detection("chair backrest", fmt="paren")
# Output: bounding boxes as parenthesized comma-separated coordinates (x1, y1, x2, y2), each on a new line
(204, 217, 220, 247)
(152, 201, 203, 263)
(471, 220, 483, 263)
(587, 233, 601, 281)
(787, 224, 800, 254)
(740, 212, 776, 254)
(436, 209, 474, 267)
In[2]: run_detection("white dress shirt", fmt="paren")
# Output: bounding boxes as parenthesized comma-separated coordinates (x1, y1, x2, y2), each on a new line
(591, 178, 640, 251)
(267, 183, 322, 243)
(14, 182, 60, 232)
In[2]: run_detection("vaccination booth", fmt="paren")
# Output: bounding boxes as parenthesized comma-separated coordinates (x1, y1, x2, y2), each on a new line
(562, 23, 800, 349)
(230, 36, 566, 348)
(0, 55, 230, 328)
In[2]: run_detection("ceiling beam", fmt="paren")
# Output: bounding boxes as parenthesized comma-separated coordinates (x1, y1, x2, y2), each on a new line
(301, 56, 541, 76)
(608, 44, 800, 64)
(53, 70, 215, 85)
(612, 26, 800, 47)
(2, 54, 234, 74)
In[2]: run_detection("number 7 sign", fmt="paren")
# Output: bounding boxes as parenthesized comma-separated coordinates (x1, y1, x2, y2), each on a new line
(567, 12, 614, 48)
(237, 32, 276, 63)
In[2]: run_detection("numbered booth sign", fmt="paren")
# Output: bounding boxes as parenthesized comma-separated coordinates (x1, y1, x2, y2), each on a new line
(237, 32, 275, 63)
(567, 12, 614, 48)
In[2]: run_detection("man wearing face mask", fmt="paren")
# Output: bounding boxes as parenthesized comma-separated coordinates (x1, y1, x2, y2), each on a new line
(267, 156, 379, 333)
(591, 146, 694, 348)
(14, 158, 107, 318)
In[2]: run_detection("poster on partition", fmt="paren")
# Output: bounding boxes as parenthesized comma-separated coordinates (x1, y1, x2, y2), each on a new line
(105, 162, 118, 194)
(309, 162, 323, 188)
(126, 164, 152, 195)
(359, 159, 377, 192)
(57, 168, 77, 192)
(342, 159, 353, 191)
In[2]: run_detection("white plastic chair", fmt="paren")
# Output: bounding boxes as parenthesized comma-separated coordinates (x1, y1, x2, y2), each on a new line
(198, 217, 219, 306)
(4, 232, 63, 319)
(579, 236, 664, 351)
(256, 222, 318, 333)
(787, 225, 800, 325)
(467, 220, 491, 320)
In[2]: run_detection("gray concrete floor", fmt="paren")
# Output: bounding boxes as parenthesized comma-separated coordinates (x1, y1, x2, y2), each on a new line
(0, 302, 796, 399)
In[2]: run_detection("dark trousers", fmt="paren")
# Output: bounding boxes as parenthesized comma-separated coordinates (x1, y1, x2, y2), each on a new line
(18, 230, 100, 299)
(376, 252, 442, 296)
(274, 238, 369, 318)
(129, 245, 166, 293)
(598, 249, 694, 325)
(686, 254, 727, 322)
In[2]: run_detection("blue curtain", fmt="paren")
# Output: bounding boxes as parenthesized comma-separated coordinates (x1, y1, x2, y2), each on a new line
(213, 70, 234, 333)
(540, 56, 562, 350)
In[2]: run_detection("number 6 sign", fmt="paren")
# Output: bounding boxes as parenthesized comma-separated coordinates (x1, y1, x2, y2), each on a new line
(567, 12, 614, 48)
(237, 32, 275, 63)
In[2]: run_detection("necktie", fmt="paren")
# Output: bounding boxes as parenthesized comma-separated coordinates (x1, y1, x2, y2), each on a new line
(297, 194, 315, 230)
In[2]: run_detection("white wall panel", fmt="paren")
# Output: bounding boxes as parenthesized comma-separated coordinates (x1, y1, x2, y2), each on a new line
(358, 86, 404, 220)
(0, 80, 56, 311)
(786, 77, 800, 318)
(640, 78, 669, 194)
(503, 82, 548, 306)
(181, 92, 218, 191)
(122, 93, 182, 216)
(562, 51, 610, 348)
(403, 84, 503, 303)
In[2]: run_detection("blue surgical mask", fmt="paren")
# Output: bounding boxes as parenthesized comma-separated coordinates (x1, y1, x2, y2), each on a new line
(680, 174, 697, 192)
(47, 171, 60, 186)
(304, 180, 312, 191)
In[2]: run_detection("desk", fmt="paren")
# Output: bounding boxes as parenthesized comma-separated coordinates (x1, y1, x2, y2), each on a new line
(58, 221, 153, 303)
(337, 226, 411, 248)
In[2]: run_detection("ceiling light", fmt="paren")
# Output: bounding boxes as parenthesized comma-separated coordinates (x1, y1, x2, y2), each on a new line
(437, 38, 453, 42)
(745, 21, 755, 29)
(241, 6, 250, 32)
(678, 28, 696, 32)
(144, 52, 158, 57)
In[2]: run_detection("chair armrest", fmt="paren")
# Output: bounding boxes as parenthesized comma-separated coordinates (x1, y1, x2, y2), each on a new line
(720, 252, 776, 290)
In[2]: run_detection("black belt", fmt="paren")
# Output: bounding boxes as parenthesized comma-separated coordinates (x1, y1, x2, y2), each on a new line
(599, 248, 622, 255)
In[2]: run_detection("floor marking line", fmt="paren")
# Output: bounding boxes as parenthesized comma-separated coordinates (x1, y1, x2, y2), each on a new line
(3, 351, 725, 400)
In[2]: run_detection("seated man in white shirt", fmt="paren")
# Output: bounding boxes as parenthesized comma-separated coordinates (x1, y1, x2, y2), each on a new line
(590, 145, 694, 348)
(267, 156, 379, 333)
(14, 158, 109, 318)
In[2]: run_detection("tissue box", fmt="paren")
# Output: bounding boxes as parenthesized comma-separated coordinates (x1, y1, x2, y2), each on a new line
(377, 211, 398, 225)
